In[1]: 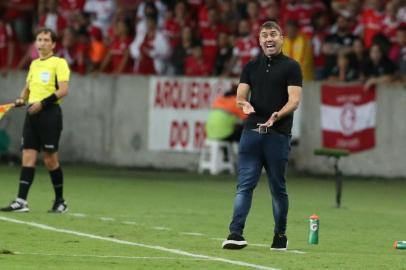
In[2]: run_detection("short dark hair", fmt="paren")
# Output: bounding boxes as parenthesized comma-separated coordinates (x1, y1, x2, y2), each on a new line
(35, 27, 57, 43)
(260, 21, 282, 35)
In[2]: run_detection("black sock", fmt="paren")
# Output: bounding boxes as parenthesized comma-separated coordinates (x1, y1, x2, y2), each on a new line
(17, 167, 35, 200)
(49, 167, 64, 201)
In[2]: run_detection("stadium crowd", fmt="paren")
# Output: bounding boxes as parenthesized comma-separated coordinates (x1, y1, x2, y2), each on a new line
(0, 0, 405, 85)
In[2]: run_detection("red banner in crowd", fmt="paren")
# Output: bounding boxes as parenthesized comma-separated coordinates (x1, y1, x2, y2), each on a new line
(321, 84, 376, 153)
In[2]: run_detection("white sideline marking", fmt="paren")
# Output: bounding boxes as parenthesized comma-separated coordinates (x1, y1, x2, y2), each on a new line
(152, 226, 170, 231)
(63, 214, 306, 255)
(14, 252, 210, 261)
(122, 221, 137, 225)
(288, 250, 306, 254)
(0, 216, 280, 270)
(68, 213, 87, 218)
(180, 232, 204, 236)
(100, 217, 115, 221)
(251, 244, 269, 247)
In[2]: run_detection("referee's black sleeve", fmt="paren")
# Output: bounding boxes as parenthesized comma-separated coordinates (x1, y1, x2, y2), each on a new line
(287, 61, 303, 87)
(239, 62, 251, 85)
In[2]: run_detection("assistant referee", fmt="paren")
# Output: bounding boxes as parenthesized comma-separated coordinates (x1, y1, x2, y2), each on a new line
(1, 28, 70, 213)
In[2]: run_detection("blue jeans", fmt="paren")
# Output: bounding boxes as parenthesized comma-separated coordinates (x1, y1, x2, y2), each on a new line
(229, 129, 291, 235)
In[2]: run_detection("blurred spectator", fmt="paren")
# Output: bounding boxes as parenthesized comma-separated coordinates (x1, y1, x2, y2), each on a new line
(347, 0, 363, 19)
(17, 26, 40, 70)
(218, 0, 239, 34)
(68, 10, 90, 38)
(309, 12, 330, 79)
(38, 0, 67, 37)
(282, 20, 314, 80)
(296, 0, 326, 34)
(184, 44, 211, 76)
(362, 43, 397, 90)
(359, 0, 386, 48)
(130, 15, 170, 75)
(57, 28, 87, 74)
(246, 0, 263, 36)
(229, 19, 259, 76)
(323, 12, 356, 78)
(214, 32, 233, 76)
(116, 0, 140, 15)
(135, 2, 158, 38)
(197, 0, 218, 29)
(169, 26, 195, 75)
(327, 50, 359, 82)
(88, 26, 107, 72)
(1, 0, 35, 44)
(199, 8, 228, 74)
(136, 0, 167, 29)
(59, 0, 86, 19)
(100, 19, 134, 74)
(389, 24, 406, 82)
(397, 1, 406, 23)
(351, 37, 368, 71)
(280, 0, 300, 29)
(84, 0, 116, 36)
(205, 86, 246, 142)
(383, 0, 401, 43)
(0, 13, 15, 76)
(263, 0, 280, 22)
(371, 33, 392, 56)
(164, 1, 193, 49)
(37, 0, 47, 17)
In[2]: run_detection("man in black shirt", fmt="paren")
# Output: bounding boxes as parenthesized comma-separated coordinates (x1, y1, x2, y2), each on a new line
(222, 21, 303, 251)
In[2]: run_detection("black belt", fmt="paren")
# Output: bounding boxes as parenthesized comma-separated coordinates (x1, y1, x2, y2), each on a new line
(251, 126, 271, 134)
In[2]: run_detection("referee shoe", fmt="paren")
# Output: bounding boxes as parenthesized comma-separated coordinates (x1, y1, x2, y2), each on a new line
(0, 198, 30, 212)
(222, 233, 248, 249)
(48, 200, 68, 213)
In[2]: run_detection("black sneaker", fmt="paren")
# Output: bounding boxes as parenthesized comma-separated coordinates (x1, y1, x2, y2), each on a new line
(0, 198, 30, 212)
(222, 233, 248, 249)
(48, 200, 68, 213)
(271, 234, 288, 250)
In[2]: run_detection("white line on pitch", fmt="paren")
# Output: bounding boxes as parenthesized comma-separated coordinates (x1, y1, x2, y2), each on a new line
(250, 244, 269, 247)
(0, 216, 280, 270)
(122, 221, 137, 225)
(100, 217, 115, 221)
(287, 250, 306, 254)
(152, 226, 171, 231)
(180, 232, 204, 236)
(68, 213, 87, 218)
(14, 252, 210, 261)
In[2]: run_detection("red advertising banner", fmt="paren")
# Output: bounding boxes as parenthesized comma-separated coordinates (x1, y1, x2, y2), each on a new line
(149, 77, 236, 152)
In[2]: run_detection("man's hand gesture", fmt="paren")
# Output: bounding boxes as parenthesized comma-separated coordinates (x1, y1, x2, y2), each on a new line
(257, 112, 279, 127)
(240, 101, 255, 114)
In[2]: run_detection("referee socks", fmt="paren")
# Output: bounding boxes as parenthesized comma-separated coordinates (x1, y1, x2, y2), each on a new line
(17, 167, 35, 200)
(49, 167, 64, 202)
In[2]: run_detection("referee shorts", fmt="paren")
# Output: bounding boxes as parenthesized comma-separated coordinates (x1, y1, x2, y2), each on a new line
(22, 104, 63, 153)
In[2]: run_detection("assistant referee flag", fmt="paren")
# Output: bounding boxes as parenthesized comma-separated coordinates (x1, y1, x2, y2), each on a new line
(0, 103, 14, 121)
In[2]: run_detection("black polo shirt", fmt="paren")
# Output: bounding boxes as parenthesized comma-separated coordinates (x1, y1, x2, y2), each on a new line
(240, 52, 303, 135)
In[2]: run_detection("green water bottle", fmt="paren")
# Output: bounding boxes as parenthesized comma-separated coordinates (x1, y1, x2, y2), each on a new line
(393, 241, 406, 249)
(308, 214, 319, 245)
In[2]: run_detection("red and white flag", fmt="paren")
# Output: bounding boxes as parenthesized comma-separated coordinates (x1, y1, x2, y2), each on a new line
(321, 84, 376, 153)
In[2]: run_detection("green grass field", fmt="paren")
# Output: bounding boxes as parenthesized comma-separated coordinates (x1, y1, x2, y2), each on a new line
(0, 165, 405, 270)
